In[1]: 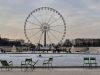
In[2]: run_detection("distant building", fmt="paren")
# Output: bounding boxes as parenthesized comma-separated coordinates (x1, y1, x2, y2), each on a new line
(74, 38, 100, 47)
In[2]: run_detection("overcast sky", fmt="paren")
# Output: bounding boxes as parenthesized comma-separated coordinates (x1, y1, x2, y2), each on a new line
(0, 0, 100, 42)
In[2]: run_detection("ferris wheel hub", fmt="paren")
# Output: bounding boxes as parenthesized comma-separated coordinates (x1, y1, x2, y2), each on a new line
(40, 23, 50, 32)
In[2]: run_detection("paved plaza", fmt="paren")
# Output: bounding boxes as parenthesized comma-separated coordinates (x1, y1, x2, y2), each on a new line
(0, 68, 100, 75)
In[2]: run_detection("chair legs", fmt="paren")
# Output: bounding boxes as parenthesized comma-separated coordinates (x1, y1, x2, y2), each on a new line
(90, 63, 97, 68)
(0, 66, 12, 71)
(83, 63, 90, 68)
(43, 63, 52, 68)
(21, 65, 36, 71)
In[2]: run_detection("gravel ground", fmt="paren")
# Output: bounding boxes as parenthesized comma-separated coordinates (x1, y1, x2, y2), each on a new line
(0, 68, 100, 75)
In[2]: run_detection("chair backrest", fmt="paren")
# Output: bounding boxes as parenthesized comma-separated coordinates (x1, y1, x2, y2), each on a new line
(84, 57, 89, 63)
(0, 60, 9, 66)
(90, 57, 96, 63)
(84, 57, 89, 60)
(90, 57, 96, 60)
(49, 58, 53, 61)
(25, 58, 32, 65)
(25, 58, 32, 61)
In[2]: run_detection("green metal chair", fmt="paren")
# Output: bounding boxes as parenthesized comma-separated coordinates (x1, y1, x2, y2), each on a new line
(83, 57, 90, 67)
(43, 57, 53, 68)
(0, 60, 13, 70)
(21, 58, 38, 71)
(90, 57, 97, 67)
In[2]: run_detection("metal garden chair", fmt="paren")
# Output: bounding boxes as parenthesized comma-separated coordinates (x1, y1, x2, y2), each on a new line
(43, 57, 53, 68)
(0, 60, 13, 70)
(83, 57, 90, 67)
(21, 58, 38, 71)
(90, 57, 97, 67)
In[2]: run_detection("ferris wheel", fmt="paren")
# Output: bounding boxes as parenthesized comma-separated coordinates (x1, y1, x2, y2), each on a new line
(24, 7, 66, 46)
